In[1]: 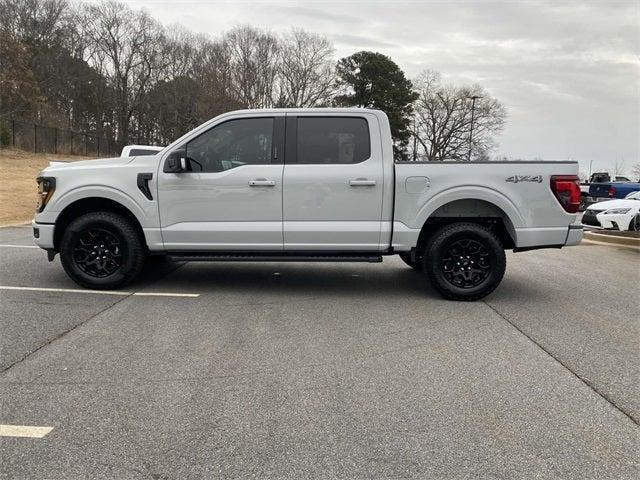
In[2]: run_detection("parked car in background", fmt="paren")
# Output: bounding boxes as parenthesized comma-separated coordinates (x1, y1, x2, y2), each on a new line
(121, 145, 164, 157)
(582, 191, 640, 231)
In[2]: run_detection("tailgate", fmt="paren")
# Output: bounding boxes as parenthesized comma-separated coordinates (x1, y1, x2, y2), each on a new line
(589, 183, 611, 198)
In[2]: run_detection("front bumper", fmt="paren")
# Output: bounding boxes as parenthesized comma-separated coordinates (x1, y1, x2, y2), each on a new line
(32, 221, 55, 250)
(581, 209, 602, 227)
(596, 212, 632, 231)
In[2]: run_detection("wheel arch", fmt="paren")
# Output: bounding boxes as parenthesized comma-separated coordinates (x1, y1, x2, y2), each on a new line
(414, 197, 518, 255)
(53, 197, 146, 251)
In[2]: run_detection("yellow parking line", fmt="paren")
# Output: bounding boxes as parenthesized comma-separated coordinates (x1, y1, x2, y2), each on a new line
(0, 286, 199, 298)
(0, 424, 54, 438)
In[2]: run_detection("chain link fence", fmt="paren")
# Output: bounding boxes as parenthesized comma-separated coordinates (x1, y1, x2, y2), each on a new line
(0, 119, 119, 157)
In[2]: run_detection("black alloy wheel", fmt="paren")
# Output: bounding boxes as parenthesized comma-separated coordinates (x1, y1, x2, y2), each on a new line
(423, 222, 506, 301)
(72, 228, 123, 278)
(440, 238, 491, 289)
(60, 212, 146, 289)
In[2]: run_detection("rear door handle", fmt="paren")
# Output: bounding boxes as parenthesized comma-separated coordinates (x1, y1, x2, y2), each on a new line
(249, 179, 276, 187)
(349, 178, 376, 187)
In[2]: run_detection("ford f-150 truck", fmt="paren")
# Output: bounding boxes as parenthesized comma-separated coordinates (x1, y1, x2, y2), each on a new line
(33, 108, 583, 300)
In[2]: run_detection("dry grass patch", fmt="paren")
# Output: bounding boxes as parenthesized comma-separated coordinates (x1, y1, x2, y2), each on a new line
(0, 148, 95, 226)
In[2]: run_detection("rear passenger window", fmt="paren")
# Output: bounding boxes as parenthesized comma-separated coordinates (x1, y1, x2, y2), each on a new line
(296, 117, 370, 164)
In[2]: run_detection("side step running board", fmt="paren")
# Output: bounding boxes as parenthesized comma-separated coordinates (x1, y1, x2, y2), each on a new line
(167, 252, 383, 263)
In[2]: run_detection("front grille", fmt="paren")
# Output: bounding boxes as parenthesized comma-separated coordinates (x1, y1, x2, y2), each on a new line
(582, 210, 602, 227)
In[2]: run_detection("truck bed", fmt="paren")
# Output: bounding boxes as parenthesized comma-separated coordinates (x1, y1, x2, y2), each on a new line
(391, 161, 581, 250)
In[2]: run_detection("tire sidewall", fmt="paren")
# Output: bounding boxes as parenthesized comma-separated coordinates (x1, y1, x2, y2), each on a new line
(60, 215, 138, 288)
(424, 225, 505, 299)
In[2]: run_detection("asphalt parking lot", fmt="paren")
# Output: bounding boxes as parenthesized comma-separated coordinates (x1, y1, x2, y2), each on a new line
(1, 225, 639, 479)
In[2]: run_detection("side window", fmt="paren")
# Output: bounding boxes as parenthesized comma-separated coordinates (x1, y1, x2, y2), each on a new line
(296, 117, 370, 164)
(186, 117, 274, 173)
(129, 149, 160, 156)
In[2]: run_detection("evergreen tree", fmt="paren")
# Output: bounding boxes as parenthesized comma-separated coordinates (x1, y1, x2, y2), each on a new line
(335, 51, 417, 160)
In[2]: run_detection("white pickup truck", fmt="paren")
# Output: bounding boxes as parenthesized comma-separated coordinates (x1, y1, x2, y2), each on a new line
(33, 108, 583, 300)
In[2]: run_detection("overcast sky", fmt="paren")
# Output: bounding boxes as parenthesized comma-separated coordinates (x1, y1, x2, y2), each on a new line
(122, 0, 638, 174)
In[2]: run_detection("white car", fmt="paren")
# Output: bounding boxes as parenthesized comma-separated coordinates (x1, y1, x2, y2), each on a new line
(582, 191, 640, 231)
(120, 145, 164, 157)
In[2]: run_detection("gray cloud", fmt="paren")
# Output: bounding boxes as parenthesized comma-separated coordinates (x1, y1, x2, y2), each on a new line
(269, 5, 360, 24)
(330, 33, 398, 49)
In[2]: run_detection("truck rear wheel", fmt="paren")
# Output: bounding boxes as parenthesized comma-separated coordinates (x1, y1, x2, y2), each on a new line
(59, 212, 146, 290)
(398, 252, 423, 272)
(422, 222, 506, 301)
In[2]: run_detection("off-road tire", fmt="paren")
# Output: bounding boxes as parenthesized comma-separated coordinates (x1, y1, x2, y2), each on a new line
(60, 212, 146, 289)
(423, 222, 506, 301)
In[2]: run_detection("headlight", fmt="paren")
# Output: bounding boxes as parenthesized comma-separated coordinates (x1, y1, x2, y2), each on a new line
(36, 177, 56, 213)
(602, 208, 631, 215)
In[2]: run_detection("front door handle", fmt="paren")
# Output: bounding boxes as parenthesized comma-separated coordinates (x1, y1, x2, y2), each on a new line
(349, 178, 376, 187)
(249, 179, 276, 187)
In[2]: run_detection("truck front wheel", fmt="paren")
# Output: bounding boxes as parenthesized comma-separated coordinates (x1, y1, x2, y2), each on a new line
(59, 212, 146, 290)
(422, 222, 506, 301)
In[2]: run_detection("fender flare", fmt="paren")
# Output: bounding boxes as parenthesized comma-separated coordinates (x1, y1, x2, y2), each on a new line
(413, 185, 525, 230)
(51, 185, 150, 228)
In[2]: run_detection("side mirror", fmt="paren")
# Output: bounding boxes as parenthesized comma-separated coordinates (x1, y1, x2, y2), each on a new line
(163, 148, 189, 173)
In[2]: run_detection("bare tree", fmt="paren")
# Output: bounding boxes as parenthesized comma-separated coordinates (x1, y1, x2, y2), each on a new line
(631, 162, 640, 181)
(277, 29, 335, 107)
(224, 26, 280, 108)
(0, 0, 68, 46)
(191, 36, 245, 121)
(613, 158, 626, 176)
(82, 0, 166, 144)
(0, 29, 44, 119)
(411, 70, 506, 161)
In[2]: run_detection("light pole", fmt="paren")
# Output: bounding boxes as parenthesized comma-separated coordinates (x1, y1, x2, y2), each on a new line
(467, 95, 482, 161)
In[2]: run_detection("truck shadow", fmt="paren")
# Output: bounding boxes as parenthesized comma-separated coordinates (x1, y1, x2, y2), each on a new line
(134, 257, 539, 302)
(133, 258, 438, 300)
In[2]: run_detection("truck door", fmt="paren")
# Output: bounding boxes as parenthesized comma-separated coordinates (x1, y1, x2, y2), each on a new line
(157, 115, 285, 250)
(282, 114, 384, 251)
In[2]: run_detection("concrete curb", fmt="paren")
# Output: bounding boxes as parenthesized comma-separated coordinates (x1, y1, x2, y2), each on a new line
(582, 231, 640, 251)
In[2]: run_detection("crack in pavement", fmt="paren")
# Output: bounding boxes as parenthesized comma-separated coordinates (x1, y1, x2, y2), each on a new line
(0, 261, 187, 375)
(483, 299, 639, 427)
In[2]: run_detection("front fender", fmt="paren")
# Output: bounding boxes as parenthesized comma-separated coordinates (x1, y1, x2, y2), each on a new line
(39, 185, 153, 228)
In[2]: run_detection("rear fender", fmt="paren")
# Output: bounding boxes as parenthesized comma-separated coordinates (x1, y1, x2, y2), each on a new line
(412, 186, 525, 229)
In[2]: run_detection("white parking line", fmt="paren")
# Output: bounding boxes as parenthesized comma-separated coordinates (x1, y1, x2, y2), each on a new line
(0, 286, 199, 298)
(0, 424, 54, 438)
(0, 244, 39, 249)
